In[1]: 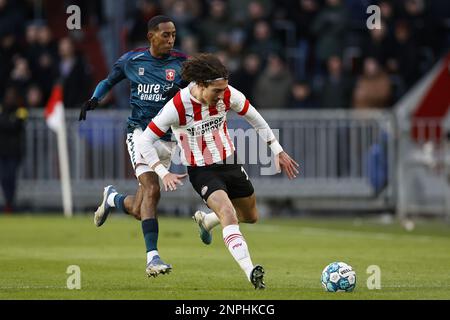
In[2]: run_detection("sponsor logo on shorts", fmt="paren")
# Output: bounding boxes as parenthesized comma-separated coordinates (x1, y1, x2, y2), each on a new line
(201, 185, 208, 197)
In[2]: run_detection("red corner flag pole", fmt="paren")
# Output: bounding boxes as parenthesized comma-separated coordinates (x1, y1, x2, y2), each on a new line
(44, 84, 73, 218)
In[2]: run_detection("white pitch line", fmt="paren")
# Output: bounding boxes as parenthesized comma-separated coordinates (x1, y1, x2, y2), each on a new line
(0, 286, 67, 289)
(246, 224, 448, 242)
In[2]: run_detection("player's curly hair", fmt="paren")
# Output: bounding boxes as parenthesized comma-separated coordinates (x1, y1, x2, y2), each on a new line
(181, 53, 229, 87)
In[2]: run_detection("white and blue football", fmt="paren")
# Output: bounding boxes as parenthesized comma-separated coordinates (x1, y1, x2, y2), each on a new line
(321, 262, 356, 292)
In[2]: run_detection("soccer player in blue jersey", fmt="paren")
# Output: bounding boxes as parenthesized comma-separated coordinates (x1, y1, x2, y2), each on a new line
(79, 15, 188, 277)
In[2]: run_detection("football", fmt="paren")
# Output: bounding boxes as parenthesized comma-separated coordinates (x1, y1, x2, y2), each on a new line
(321, 262, 356, 292)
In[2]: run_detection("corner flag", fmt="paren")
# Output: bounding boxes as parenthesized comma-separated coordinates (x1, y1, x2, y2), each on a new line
(45, 84, 73, 217)
(44, 84, 65, 132)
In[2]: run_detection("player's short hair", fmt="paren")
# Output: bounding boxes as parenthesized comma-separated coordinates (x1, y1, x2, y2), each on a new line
(147, 15, 174, 31)
(181, 53, 229, 87)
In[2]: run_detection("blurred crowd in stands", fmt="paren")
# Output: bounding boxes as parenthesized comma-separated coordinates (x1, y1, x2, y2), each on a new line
(0, 0, 449, 212)
(1, 0, 450, 112)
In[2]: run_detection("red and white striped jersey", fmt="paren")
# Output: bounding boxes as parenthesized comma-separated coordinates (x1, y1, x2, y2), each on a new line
(138, 83, 279, 168)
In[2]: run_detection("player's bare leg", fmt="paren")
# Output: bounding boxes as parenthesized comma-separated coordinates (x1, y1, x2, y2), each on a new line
(124, 186, 143, 220)
(93, 185, 142, 227)
(193, 193, 257, 244)
(231, 193, 258, 224)
(138, 170, 172, 277)
(206, 190, 265, 289)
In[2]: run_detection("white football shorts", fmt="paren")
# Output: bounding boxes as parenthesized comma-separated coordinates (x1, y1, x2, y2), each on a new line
(126, 128, 176, 178)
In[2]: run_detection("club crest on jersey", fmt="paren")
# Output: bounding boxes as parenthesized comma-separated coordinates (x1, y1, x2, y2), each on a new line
(138, 67, 145, 76)
(165, 69, 175, 81)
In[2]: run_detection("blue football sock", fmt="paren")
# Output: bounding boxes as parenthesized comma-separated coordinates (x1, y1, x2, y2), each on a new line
(113, 194, 128, 214)
(142, 218, 158, 252)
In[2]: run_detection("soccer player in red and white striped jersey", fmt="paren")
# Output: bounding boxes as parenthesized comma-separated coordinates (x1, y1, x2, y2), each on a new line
(137, 53, 299, 289)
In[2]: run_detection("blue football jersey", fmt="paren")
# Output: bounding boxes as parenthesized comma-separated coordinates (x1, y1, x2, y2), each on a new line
(93, 48, 187, 140)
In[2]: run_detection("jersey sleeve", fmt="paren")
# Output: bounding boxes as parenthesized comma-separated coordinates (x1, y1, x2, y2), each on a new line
(228, 85, 283, 155)
(92, 53, 128, 100)
(228, 85, 250, 115)
(136, 101, 179, 168)
(148, 100, 180, 138)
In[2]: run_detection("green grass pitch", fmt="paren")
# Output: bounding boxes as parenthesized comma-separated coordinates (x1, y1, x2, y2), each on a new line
(1, 214, 449, 299)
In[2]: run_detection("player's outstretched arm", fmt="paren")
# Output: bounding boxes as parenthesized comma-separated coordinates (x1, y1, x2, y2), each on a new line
(228, 85, 300, 179)
(235, 101, 299, 179)
(159, 170, 188, 192)
(137, 127, 187, 192)
(79, 53, 127, 121)
(79, 97, 99, 121)
(78, 79, 112, 121)
(136, 100, 183, 190)
(274, 150, 299, 180)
